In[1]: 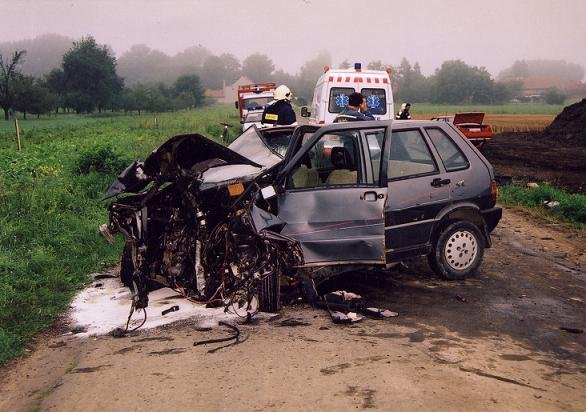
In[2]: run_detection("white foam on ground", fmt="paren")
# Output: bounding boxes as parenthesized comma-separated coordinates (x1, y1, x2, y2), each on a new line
(69, 277, 237, 337)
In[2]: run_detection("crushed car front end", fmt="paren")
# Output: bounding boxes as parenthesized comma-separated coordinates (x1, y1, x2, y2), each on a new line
(104, 128, 302, 315)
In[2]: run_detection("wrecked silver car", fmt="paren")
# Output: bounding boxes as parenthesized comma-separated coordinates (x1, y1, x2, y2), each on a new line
(104, 120, 502, 315)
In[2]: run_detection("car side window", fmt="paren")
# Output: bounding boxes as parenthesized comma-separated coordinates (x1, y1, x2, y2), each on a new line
(365, 129, 385, 183)
(425, 128, 470, 171)
(288, 130, 363, 189)
(388, 129, 437, 180)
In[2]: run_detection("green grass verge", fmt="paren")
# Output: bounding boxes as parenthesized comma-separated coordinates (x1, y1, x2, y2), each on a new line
(412, 103, 565, 115)
(499, 183, 586, 227)
(0, 105, 240, 364)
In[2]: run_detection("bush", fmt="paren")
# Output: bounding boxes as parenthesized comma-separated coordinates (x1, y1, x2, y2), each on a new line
(544, 88, 566, 105)
(75, 145, 131, 175)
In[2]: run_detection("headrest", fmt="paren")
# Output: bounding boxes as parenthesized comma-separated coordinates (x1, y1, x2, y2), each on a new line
(331, 146, 353, 169)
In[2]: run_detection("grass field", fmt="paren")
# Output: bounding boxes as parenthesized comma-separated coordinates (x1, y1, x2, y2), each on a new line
(500, 184, 586, 228)
(0, 105, 240, 365)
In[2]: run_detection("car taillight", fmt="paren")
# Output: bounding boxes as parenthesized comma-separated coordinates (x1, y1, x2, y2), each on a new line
(490, 180, 498, 207)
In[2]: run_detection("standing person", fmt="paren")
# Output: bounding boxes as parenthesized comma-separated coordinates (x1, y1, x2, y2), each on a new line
(261, 85, 297, 126)
(334, 92, 375, 122)
(396, 103, 412, 120)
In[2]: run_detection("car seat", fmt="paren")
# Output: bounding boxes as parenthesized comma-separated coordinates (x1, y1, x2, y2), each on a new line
(326, 146, 357, 185)
(291, 153, 320, 188)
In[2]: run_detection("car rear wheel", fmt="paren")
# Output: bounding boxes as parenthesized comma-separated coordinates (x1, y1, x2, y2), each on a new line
(428, 221, 484, 280)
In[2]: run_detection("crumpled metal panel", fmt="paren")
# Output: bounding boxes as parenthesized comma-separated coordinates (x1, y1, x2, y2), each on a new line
(276, 187, 386, 264)
(228, 127, 283, 168)
(199, 164, 264, 191)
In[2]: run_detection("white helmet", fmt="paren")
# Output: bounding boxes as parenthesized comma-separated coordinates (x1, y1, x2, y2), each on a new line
(274, 85, 292, 101)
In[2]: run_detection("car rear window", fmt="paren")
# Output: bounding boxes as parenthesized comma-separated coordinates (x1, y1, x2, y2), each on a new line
(389, 129, 438, 180)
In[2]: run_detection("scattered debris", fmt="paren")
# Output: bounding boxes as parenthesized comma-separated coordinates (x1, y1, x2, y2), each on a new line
(194, 321, 245, 353)
(363, 308, 399, 318)
(559, 326, 584, 334)
(455, 295, 467, 303)
(109, 328, 130, 338)
(70, 326, 88, 335)
(313, 290, 399, 324)
(527, 182, 539, 188)
(543, 200, 560, 209)
(49, 341, 67, 348)
(161, 305, 180, 316)
(148, 348, 187, 356)
(330, 311, 363, 324)
(94, 283, 104, 288)
(276, 318, 311, 327)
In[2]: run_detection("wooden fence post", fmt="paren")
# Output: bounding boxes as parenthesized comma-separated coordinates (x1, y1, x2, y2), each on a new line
(15, 118, 21, 151)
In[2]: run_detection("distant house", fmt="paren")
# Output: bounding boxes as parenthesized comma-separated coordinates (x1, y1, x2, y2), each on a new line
(521, 76, 586, 99)
(205, 76, 255, 104)
(204, 89, 225, 101)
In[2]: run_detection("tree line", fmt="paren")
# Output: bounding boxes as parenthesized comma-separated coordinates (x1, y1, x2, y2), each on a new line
(2, 35, 582, 120)
(0, 37, 209, 120)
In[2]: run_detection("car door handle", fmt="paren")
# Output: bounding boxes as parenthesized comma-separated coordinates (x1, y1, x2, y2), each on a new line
(431, 178, 451, 187)
(361, 191, 382, 201)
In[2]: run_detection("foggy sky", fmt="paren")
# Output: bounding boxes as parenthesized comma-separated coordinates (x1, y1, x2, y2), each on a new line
(2, 0, 585, 78)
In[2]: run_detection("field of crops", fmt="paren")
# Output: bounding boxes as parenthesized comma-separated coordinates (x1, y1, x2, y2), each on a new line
(410, 103, 561, 132)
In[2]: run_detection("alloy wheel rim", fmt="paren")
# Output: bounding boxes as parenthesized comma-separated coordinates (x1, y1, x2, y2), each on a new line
(444, 230, 477, 270)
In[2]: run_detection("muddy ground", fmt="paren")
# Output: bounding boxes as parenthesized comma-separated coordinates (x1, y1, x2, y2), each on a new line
(483, 132, 586, 193)
(1, 209, 585, 411)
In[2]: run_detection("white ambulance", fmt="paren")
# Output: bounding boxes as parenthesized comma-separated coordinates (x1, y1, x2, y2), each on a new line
(301, 63, 394, 124)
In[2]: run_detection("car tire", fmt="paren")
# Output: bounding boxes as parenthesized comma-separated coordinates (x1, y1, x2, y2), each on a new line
(120, 243, 135, 290)
(258, 272, 280, 313)
(428, 221, 484, 280)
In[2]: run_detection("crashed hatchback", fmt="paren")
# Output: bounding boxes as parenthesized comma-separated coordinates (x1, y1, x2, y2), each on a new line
(103, 120, 502, 314)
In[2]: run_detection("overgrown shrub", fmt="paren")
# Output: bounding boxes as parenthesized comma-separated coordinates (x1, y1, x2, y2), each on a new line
(75, 145, 131, 175)
(544, 88, 566, 105)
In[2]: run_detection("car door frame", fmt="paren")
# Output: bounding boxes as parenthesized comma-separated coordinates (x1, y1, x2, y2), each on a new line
(275, 120, 392, 267)
(383, 124, 453, 263)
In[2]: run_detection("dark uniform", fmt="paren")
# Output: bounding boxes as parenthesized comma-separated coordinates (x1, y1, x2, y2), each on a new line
(261, 100, 297, 126)
(333, 107, 375, 122)
(396, 105, 412, 120)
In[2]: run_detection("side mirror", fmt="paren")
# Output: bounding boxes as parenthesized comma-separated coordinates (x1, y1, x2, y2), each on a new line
(235, 101, 239, 109)
(300, 106, 310, 117)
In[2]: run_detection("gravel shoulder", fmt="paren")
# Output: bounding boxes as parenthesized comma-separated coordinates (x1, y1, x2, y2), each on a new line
(1, 208, 585, 411)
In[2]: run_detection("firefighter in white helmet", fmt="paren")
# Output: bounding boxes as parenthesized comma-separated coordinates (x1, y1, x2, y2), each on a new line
(396, 103, 412, 120)
(261, 85, 297, 126)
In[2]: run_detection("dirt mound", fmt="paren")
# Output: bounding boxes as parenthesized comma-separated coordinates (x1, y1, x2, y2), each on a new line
(542, 99, 586, 146)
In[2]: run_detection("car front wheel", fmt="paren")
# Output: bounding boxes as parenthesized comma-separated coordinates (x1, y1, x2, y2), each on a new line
(428, 221, 485, 280)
